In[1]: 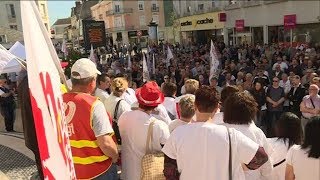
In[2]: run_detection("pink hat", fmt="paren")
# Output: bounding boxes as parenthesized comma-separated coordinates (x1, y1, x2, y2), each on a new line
(135, 81, 164, 107)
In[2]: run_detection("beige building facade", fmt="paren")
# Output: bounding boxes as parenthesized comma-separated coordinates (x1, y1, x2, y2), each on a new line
(91, 0, 165, 47)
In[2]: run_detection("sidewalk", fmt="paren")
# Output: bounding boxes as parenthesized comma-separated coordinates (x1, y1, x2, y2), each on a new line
(0, 107, 37, 180)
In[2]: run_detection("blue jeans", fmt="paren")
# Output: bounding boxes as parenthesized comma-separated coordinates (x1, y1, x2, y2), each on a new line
(94, 164, 118, 180)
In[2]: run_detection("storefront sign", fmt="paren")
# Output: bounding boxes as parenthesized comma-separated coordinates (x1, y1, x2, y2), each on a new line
(181, 21, 192, 26)
(284, 14, 296, 30)
(196, 18, 213, 24)
(219, 13, 226, 22)
(235, 19, 245, 32)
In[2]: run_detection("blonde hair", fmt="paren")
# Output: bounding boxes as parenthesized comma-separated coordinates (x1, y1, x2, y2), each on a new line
(111, 77, 128, 97)
(179, 95, 196, 119)
(185, 79, 199, 94)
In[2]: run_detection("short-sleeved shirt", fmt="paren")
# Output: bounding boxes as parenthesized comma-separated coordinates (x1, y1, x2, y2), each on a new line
(118, 110, 170, 180)
(286, 145, 320, 180)
(92, 101, 114, 137)
(266, 86, 285, 111)
(162, 122, 259, 180)
(94, 88, 109, 103)
(103, 93, 131, 121)
(301, 95, 320, 118)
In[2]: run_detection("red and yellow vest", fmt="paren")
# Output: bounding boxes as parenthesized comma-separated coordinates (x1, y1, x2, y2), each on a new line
(63, 93, 113, 179)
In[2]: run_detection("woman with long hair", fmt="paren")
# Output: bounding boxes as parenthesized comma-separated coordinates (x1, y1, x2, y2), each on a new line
(285, 117, 320, 180)
(249, 81, 267, 130)
(267, 112, 302, 180)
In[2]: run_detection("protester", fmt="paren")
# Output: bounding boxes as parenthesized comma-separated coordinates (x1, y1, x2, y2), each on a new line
(249, 81, 267, 129)
(94, 73, 111, 102)
(118, 81, 170, 180)
(213, 85, 240, 124)
(0, 75, 16, 132)
(222, 92, 273, 180)
(104, 77, 131, 144)
(63, 58, 118, 179)
(266, 77, 285, 137)
(162, 82, 178, 120)
(162, 86, 269, 180)
(299, 84, 320, 133)
(169, 95, 195, 133)
(287, 75, 306, 117)
(18, 73, 43, 180)
(285, 117, 320, 180)
(267, 112, 302, 180)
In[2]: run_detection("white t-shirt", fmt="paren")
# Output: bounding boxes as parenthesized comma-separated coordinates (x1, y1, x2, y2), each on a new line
(267, 138, 289, 180)
(286, 145, 320, 180)
(118, 110, 170, 180)
(152, 104, 172, 125)
(103, 93, 131, 121)
(169, 119, 189, 133)
(212, 112, 224, 124)
(91, 101, 114, 137)
(162, 97, 177, 119)
(162, 122, 259, 180)
(123, 88, 137, 105)
(94, 88, 109, 103)
(220, 123, 273, 180)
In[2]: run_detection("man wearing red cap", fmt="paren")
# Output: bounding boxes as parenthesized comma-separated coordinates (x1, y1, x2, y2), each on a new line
(118, 81, 170, 180)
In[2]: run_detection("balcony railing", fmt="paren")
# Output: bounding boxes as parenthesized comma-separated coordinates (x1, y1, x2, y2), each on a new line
(151, 7, 159, 12)
(106, 8, 133, 16)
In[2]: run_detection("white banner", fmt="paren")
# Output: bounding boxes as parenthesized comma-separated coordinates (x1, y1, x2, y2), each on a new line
(21, 1, 76, 179)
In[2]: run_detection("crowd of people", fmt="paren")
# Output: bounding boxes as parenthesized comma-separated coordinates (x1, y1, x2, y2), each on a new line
(1, 41, 320, 180)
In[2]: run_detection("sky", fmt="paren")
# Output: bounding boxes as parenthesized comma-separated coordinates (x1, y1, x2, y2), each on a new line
(47, 0, 75, 26)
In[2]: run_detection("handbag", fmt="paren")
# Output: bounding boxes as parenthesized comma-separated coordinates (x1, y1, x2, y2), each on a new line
(112, 99, 123, 145)
(227, 128, 232, 180)
(141, 118, 165, 180)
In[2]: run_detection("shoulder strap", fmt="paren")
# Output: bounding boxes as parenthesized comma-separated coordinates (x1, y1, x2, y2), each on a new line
(113, 99, 123, 120)
(227, 128, 232, 180)
(145, 118, 156, 154)
(310, 98, 316, 109)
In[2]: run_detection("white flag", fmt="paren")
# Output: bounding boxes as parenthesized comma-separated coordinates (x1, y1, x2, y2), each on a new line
(166, 46, 173, 67)
(21, 1, 76, 179)
(61, 39, 68, 57)
(210, 40, 219, 79)
(127, 54, 132, 70)
(152, 53, 156, 75)
(9, 41, 26, 60)
(142, 53, 150, 82)
(89, 44, 97, 65)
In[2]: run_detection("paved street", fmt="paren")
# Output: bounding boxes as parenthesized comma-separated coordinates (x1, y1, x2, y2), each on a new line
(0, 109, 37, 180)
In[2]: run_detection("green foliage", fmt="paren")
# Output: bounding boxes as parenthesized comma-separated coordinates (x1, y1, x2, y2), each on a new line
(63, 48, 82, 78)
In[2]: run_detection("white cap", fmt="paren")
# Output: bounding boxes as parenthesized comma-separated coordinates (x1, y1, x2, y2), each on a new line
(71, 58, 101, 79)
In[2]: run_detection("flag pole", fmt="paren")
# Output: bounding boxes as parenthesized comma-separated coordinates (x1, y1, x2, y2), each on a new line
(0, 44, 27, 70)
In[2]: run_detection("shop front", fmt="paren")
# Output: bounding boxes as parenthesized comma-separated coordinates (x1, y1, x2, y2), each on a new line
(176, 12, 225, 45)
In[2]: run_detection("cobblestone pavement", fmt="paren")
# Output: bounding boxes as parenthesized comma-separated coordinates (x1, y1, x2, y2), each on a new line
(0, 132, 37, 180)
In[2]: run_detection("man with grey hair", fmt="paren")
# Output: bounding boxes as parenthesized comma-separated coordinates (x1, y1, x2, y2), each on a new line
(63, 58, 118, 179)
(300, 84, 320, 133)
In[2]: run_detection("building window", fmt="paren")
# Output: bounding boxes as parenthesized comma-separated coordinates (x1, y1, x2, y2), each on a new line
(41, 4, 46, 16)
(138, 1, 144, 10)
(212, 0, 216, 8)
(6, 4, 16, 18)
(139, 15, 146, 26)
(152, 4, 157, 11)
(115, 17, 122, 27)
(115, 5, 120, 13)
(9, 25, 17, 30)
(198, 4, 204, 11)
(152, 15, 159, 24)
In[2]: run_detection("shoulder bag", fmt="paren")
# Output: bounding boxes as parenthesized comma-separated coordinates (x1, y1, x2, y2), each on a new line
(141, 118, 165, 180)
(112, 99, 123, 145)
